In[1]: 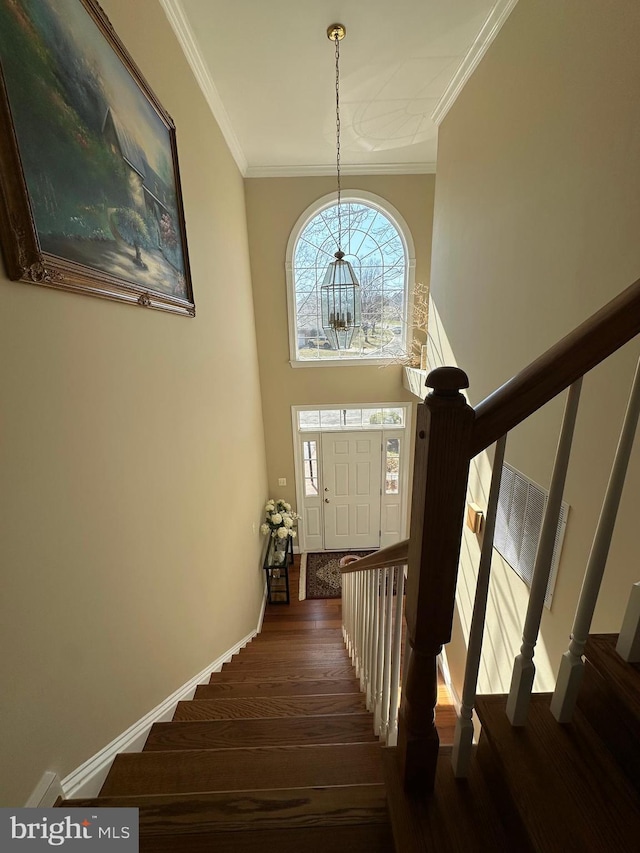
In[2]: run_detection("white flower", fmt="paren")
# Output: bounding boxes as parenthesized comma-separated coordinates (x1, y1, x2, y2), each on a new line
(260, 523, 269, 535)
(270, 512, 282, 524)
(265, 501, 275, 511)
(276, 526, 289, 539)
(283, 516, 293, 528)
(290, 530, 297, 538)
(283, 502, 291, 511)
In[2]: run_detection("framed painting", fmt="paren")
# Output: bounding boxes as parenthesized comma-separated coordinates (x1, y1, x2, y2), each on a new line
(0, 0, 195, 316)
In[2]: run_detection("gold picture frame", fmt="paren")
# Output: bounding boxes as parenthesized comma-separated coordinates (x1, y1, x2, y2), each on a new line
(0, 0, 195, 316)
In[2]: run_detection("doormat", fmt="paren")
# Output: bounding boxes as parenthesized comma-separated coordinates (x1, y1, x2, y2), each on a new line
(300, 550, 375, 600)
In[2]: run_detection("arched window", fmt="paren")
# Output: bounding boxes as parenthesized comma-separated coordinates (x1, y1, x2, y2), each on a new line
(287, 192, 415, 364)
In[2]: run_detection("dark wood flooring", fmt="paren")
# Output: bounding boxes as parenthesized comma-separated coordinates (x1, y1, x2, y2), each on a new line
(271, 555, 456, 744)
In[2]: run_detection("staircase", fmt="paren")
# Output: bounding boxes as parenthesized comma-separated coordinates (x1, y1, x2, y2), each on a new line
(59, 565, 395, 852)
(382, 631, 640, 851)
(57, 580, 640, 850)
(472, 632, 640, 852)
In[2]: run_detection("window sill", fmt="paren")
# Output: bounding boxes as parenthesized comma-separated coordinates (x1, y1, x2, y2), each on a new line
(403, 366, 428, 398)
(290, 357, 407, 369)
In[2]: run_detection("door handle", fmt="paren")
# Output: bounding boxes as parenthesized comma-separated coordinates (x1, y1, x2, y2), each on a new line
(324, 487, 329, 492)
(324, 498, 330, 503)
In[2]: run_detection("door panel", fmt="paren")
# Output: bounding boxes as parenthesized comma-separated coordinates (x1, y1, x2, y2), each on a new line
(305, 506, 322, 537)
(335, 464, 349, 495)
(322, 432, 382, 549)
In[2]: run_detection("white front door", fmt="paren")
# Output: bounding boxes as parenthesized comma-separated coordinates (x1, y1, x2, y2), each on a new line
(322, 431, 382, 549)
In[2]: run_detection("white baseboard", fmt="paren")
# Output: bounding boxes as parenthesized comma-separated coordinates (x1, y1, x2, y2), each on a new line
(257, 576, 268, 632)
(60, 612, 265, 800)
(25, 772, 64, 808)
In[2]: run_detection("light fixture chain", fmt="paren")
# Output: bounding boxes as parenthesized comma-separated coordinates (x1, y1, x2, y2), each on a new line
(334, 32, 342, 251)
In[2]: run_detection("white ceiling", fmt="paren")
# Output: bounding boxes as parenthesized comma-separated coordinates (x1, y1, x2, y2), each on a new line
(160, 0, 518, 177)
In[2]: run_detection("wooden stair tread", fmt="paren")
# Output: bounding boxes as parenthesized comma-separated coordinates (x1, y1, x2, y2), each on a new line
(260, 621, 342, 632)
(475, 693, 640, 851)
(240, 642, 347, 653)
(223, 652, 352, 668)
(132, 823, 393, 852)
(210, 666, 357, 682)
(59, 563, 394, 850)
(578, 633, 640, 790)
(144, 714, 377, 750)
(63, 783, 388, 830)
(383, 746, 532, 853)
(100, 743, 385, 796)
(584, 633, 640, 712)
(173, 694, 366, 721)
(252, 629, 344, 640)
(137, 824, 393, 852)
(62, 786, 392, 853)
(197, 678, 360, 698)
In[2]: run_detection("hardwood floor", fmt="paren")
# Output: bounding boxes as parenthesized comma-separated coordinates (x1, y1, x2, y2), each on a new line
(60, 552, 459, 851)
(274, 555, 456, 745)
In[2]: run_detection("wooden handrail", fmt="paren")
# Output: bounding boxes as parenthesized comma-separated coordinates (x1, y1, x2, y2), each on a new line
(339, 539, 409, 574)
(470, 276, 640, 457)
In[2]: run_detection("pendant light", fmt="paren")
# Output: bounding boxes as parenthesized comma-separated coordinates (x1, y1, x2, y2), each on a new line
(321, 24, 361, 350)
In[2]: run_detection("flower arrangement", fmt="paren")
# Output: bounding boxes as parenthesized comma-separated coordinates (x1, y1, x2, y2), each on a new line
(260, 499, 300, 541)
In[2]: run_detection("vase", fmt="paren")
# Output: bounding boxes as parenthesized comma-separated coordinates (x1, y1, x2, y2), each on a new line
(273, 541, 286, 565)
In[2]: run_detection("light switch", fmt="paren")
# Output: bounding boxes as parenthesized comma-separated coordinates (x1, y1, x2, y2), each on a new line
(278, 478, 287, 486)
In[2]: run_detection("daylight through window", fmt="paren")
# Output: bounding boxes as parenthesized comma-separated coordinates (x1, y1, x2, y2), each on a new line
(292, 199, 409, 362)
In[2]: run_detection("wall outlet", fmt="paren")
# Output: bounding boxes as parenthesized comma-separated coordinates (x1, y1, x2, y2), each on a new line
(278, 478, 287, 486)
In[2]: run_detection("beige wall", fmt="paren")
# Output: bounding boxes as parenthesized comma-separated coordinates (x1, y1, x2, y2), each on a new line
(245, 175, 434, 509)
(0, 0, 267, 805)
(430, 0, 640, 698)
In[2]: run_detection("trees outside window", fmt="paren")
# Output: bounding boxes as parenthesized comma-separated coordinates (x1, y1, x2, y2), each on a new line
(289, 195, 413, 363)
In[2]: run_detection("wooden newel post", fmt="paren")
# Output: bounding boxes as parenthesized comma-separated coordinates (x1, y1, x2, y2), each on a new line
(397, 366, 474, 793)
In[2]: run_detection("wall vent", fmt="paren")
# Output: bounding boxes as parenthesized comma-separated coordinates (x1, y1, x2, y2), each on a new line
(493, 463, 569, 609)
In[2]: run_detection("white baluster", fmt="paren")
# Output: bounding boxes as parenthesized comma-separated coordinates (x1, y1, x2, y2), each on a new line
(342, 575, 351, 644)
(365, 572, 376, 711)
(507, 379, 583, 726)
(342, 573, 349, 647)
(380, 566, 396, 741)
(387, 565, 405, 747)
(362, 572, 373, 707)
(617, 582, 640, 662)
(361, 572, 369, 697)
(349, 573, 357, 663)
(374, 568, 387, 734)
(350, 574, 356, 666)
(453, 434, 507, 776)
(353, 574, 362, 678)
(366, 569, 380, 711)
(356, 572, 367, 693)
(551, 360, 640, 720)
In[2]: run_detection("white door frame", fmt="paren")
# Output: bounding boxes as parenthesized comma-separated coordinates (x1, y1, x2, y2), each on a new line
(291, 403, 414, 553)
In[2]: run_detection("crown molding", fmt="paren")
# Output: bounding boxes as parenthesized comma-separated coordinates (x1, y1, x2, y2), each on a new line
(431, 0, 520, 126)
(246, 162, 437, 179)
(159, 0, 248, 175)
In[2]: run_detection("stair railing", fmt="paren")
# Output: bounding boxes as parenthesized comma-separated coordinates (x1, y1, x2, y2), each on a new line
(550, 357, 640, 721)
(341, 275, 640, 794)
(342, 561, 406, 746)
